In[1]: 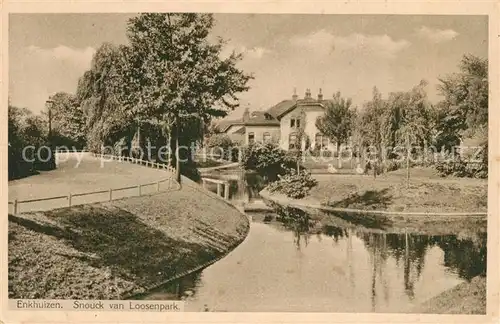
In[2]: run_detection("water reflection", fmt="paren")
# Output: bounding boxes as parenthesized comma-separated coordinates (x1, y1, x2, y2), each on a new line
(141, 206, 486, 312)
(278, 208, 486, 309)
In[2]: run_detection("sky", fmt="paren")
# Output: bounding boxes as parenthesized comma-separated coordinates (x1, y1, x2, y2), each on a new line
(9, 13, 488, 120)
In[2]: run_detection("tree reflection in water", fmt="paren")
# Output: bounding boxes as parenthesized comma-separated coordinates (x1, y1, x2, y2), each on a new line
(272, 206, 487, 305)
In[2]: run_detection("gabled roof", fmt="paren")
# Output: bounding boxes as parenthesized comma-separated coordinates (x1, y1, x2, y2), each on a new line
(233, 126, 246, 134)
(215, 119, 244, 132)
(214, 111, 279, 132)
(266, 100, 296, 119)
(266, 98, 333, 120)
(245, 111, 280, 127)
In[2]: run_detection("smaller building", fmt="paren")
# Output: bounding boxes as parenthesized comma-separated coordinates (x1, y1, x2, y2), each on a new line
(214, 108, 280, 146)
(215, 88, 341, 152)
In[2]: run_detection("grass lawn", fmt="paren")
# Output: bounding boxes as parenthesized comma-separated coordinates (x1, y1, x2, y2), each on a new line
(301, 155, 359, 171)
(8, 180, 249, 299)
(309, 167, 487, 214)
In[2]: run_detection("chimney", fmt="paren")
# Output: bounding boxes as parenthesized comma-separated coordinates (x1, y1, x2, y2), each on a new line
(292, 88, 298, 101)
(242, 107, 250, 122)
(317, 88, 323, 101)
(305, 88, 311, 99)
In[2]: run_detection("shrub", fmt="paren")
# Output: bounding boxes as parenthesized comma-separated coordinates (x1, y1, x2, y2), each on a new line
(206, 134, 239, 162)
(267, 169, 318, 199)
(435, 158, 487, 179)
(240, 142, 298, 182)
(308, 148, 333, 158)
(382, 160, 401, 172)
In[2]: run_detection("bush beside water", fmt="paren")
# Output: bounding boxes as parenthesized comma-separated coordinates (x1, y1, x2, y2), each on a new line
(267, 169, 318, 199)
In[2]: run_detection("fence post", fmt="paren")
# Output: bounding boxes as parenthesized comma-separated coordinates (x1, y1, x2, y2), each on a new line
(68, 193, 72, 207)
(13, 199, 18, 214)
(157, 181, 160, 192)
(138, 184, 142, 196)
(109, 188, 112, 201)
(217, 183, 222, 197)
(202, 178, 206, 189)
(169, 176, 172, 189)
(224, 182, 229, 200)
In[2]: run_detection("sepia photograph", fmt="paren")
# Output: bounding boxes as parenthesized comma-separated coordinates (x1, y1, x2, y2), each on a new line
(2, 5, 498, 322)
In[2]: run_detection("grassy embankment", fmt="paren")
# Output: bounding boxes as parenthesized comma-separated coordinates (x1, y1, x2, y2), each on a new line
(411, 275, 486, 314)
(311, 167, 487, 213)
(261, 167, 487, 234)
(8, 181, 249, 299)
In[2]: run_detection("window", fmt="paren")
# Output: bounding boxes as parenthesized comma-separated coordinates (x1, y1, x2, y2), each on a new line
(263, 132, 271, 143)
(289, 133, 298, 150)
(315, 133, 323, 150)
(322, 136, 329, 149)
(248, 132, 255, 144)
(315, 133, 330, 150)
(290, 118, 301, 129)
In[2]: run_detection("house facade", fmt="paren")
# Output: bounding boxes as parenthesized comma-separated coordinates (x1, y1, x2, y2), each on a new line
(216, 89, 336, 151)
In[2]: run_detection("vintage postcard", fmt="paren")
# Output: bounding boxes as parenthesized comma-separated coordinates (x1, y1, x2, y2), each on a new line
(1, 1, 499, 323)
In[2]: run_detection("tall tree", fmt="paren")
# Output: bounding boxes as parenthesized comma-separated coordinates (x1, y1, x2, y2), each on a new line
(46, 92, 86, 149)
(295, 107, 307, 172)
(122, 13, 253, 182)
(389, 80, 433, 186)
(316, 91, 355, 155)
(77, 43, 132, 153)
(437, 54, 488, 133)
(436, 54, 488, 155)
(358, 87, 386, 178)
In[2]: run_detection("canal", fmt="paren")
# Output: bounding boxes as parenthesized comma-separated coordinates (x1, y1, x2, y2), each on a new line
(142, 167, 487, 313)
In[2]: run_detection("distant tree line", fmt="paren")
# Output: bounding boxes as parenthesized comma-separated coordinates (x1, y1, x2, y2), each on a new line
(313, 54, 488, 180)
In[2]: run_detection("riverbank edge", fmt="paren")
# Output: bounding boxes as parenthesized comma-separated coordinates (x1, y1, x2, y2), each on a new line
(259, 189, 487, 234)
(260, 188, 487, 216)
(124, 176, 251, 300)
(8, 176, 250, 300)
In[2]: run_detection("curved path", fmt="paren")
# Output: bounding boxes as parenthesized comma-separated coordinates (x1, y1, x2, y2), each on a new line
(8, 153, 173, 213)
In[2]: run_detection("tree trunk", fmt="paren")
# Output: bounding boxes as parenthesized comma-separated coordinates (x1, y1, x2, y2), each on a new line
(175, 117, 181, 184)
(336, 141, 341, 168)
(406, 134, 410, 188)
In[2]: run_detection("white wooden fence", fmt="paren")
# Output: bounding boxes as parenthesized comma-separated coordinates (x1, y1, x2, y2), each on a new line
(201, 177, 230, 200)
(8, 152, 178, 215)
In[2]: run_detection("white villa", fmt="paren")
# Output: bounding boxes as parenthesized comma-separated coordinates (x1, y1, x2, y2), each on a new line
(216, 88, 336, 151)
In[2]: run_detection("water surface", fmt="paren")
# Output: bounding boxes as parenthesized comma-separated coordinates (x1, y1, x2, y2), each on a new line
(143, 213, 486, 312)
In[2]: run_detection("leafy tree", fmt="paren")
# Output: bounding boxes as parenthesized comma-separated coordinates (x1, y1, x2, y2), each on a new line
(358, 87, 386, 177)
(316, 91, 356, 154)
(77, 43, 133, 153)
(294, 107, 308, 172)
(122, 13, 253, 182)
(437, 54, 488, 132)
(46, 92, 86, 149)
(433, 54, 488, 177)
(8, 105, 53, 179)
(389, 80, 433, 185)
